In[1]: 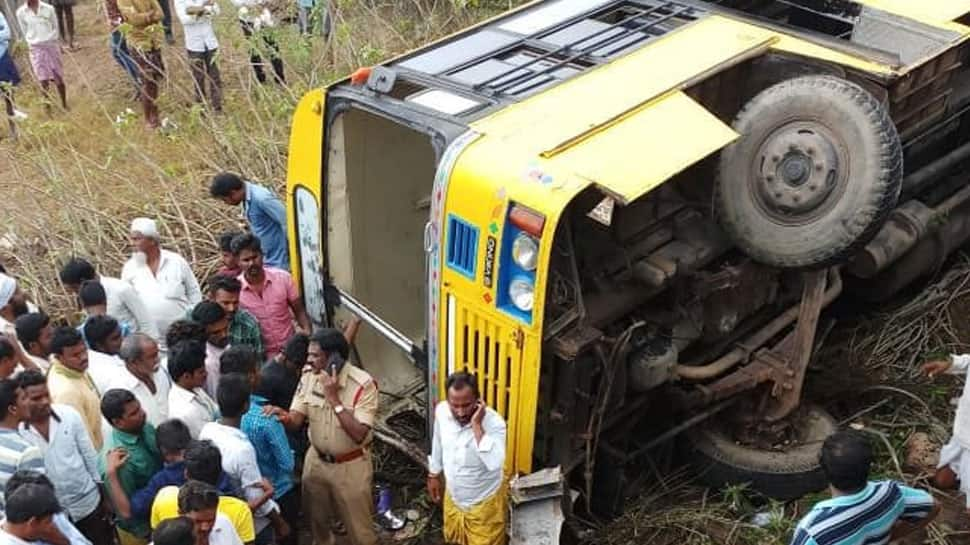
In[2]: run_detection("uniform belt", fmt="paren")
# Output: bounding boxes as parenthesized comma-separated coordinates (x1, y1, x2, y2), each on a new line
(315, 447, 364, 464)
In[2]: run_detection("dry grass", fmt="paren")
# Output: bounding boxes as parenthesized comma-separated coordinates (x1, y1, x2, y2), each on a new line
(5, 1, 970, 543)
(0, 0, 521, 320)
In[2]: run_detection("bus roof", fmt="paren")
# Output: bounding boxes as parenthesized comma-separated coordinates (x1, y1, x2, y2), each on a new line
(347, 0, 970, 122)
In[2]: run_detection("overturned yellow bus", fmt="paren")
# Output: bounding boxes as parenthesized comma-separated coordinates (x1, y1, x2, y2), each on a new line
(287, 0, 970, 515)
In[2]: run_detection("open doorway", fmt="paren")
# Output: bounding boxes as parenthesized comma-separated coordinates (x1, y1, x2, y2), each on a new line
(325, 107, 437, 392)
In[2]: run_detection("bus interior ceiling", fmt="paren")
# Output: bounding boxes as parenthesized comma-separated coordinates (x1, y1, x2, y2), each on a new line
(325, 107, 434, 392)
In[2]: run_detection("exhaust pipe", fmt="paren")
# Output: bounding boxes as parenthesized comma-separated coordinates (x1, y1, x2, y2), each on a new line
(854, 198, 970, 302)
(850, 184, 970, 278)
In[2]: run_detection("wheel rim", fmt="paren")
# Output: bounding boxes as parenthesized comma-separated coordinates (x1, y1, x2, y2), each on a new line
(750, 121, 849, 226)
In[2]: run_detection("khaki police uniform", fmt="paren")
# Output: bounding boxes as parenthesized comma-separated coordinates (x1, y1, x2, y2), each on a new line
(290, 363, 379, 545)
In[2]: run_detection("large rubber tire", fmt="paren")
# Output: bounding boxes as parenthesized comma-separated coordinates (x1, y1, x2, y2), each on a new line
(717, 75, 903, 269)
(686, 405, 837, 500)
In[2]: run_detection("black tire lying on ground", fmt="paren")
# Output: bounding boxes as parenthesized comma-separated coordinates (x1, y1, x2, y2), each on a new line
(685, 405, 837, 500)
(716, 75, 903, 269)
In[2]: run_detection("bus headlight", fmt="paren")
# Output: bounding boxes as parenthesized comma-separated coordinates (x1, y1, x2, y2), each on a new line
(511, 234, 539, 271)
(508, 277, 535, 312)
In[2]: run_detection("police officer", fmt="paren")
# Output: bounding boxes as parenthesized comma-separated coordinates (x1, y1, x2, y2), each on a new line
(285, 327, 378, 545)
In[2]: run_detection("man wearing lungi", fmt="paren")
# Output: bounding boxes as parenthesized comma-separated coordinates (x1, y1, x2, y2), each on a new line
(16, 0, 66, 112)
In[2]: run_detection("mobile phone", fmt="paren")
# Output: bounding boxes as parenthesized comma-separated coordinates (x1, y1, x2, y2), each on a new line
(328, 353, 345, 375)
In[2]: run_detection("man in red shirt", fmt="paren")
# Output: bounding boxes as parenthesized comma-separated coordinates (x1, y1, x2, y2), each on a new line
(233, 234, 309, 359)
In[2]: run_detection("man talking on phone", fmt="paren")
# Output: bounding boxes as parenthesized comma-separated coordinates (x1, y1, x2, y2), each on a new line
(428, 371, 508, 545)
(284, 328, 378, 545)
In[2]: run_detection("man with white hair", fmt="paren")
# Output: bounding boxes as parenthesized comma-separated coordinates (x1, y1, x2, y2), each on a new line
(110, 333, 171, 426)
(122, 218, 202, 347)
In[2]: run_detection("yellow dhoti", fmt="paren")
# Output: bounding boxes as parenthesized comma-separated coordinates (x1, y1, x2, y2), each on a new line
(443, 487, 507, 545)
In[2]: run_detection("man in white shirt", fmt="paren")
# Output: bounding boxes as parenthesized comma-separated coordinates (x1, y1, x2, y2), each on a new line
(59, 258, 160, 342)
(199, 374, 283, 543)
(15, 0, 66, 112)
(190, 302, 230, 399)
(13, 314, 51, 373)
(166, 340, 218, 438)
(427, 372, 507, 545)
(18, 370, 110, 545)
(111, 334, 171, 427)
(172, 0, 221, 111)
(81, 316, 126, 397)
(122, 218, 202, 349)
(177, 481, 243, 545)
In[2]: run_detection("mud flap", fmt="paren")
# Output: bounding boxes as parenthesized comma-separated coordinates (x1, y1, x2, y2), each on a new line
(509, 467, 566, 545)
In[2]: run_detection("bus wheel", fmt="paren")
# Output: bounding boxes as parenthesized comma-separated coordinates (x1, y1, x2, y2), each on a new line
(716, 75, 902, 269)
(685, 405, 837, 500)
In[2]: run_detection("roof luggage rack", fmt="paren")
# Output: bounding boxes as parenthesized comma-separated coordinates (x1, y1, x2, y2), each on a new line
(469, 1, 703, 96)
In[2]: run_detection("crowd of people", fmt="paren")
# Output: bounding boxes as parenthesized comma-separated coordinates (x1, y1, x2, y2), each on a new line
(0, 0, 330, 135)
(0, 171, 510, 545)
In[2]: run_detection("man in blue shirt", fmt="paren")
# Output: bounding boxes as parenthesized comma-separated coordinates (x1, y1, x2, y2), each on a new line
(209, 173, 289, 271)
(127, 419, 235, 520)
(791, 430, 939, 545)
(219, 345, 295, 545)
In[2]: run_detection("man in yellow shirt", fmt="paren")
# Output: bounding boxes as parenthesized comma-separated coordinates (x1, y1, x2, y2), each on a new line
(150, 440, 255, 545)
(46, 327, 103, 450)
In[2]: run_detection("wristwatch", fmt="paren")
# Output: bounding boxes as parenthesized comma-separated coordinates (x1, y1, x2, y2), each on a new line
(334, 404, 345, 414)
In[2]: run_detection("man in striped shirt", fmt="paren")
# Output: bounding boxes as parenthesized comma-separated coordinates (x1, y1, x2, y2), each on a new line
(0, 376, 45, 515)
(791, 430, 938, 545)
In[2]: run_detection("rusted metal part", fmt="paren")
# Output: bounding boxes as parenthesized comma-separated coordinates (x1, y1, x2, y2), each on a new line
(849, 200, 934, 278)
(856, 198, 970, 301)
(676, 268, 842, 381)
(547, 326, 602, 361)
(695, 359, 776, 404)
(694, 262, 779, 342)
(853, 183, 970, 278)
(372, 392, 430, 470)
(761, 269, 828, 422)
